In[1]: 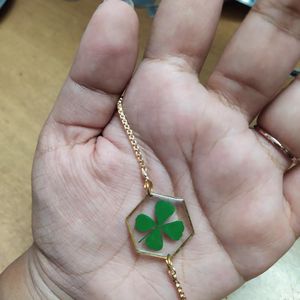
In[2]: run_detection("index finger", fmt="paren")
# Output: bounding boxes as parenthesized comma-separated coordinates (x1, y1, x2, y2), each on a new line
(145, 0, 224, 72)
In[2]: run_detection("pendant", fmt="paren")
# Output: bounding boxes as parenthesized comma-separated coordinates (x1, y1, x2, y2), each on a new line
(126, 192, 194, 259)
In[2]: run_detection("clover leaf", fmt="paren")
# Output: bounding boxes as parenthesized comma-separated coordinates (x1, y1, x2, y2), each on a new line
(135, 200, 185, 251)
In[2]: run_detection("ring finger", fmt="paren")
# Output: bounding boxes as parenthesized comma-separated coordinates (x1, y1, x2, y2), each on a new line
(258, 77, 300, 159)
(256, 76, 300, 236)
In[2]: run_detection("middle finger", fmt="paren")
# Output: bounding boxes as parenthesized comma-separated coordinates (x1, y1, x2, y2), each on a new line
(208, 0, 300, 121)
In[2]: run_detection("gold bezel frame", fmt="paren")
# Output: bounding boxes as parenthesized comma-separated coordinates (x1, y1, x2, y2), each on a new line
(126, 192, 195, 260)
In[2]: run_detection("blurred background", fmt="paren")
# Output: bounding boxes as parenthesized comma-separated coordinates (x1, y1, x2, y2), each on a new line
(0, 1, 300, 299)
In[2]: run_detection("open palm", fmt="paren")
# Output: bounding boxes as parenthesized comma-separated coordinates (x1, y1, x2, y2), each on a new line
(31, 0, 300, 299)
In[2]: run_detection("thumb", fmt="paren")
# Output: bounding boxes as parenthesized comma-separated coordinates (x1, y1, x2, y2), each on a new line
(39, 0, 139, 148)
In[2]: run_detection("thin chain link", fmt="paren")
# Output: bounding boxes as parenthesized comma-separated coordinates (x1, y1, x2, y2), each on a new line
(117, 95, 153, 194)
(166, 255, 187, 300)
(117, 95, 188, 299)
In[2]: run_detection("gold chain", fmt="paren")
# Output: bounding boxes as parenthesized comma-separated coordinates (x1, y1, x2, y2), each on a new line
(117, 95, 187, 299)
(117, 95, 153, 194)
(166, 255, 187, 300)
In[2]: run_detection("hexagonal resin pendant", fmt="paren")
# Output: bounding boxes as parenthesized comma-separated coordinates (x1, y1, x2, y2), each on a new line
(126, 192, 194, 259)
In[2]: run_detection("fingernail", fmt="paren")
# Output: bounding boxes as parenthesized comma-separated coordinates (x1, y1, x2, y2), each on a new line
(122, 0, 134, 7)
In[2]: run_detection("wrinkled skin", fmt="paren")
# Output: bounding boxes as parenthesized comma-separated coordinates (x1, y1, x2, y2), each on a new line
(31, 0, 300, 299)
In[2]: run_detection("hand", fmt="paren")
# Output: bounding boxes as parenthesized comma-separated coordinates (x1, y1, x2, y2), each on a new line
(8, 0, 300, 299)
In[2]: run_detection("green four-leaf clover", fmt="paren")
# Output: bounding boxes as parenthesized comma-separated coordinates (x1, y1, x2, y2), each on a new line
(134, 200, 185, 251)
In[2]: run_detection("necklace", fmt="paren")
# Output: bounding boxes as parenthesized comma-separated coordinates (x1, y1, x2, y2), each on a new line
(117, 94, 194, 299)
